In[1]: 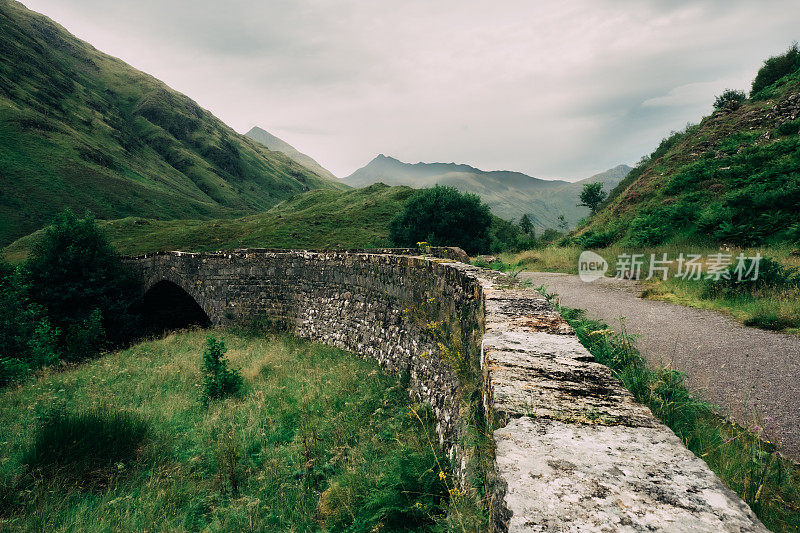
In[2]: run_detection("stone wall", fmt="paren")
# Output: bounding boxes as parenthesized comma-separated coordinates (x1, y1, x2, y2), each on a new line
(126, 250, 767, 532)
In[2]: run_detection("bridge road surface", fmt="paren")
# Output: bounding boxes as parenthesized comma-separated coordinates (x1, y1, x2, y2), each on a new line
(520, 271, 800, 463)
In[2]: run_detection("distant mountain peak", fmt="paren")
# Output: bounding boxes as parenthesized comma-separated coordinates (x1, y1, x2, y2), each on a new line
(245, 127, 338, 181)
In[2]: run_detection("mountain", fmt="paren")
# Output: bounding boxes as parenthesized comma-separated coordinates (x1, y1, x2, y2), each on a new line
(579, 49, 800, 247)
(342, 155, 630, 229)
(245, 126, 338, 181)
(0, 0, 345, 246)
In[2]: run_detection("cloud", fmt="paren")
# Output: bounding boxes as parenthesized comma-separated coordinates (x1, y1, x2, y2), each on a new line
(20, 0, 800, 178)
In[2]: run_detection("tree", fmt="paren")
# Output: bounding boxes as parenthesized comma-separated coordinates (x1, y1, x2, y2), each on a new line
(23, 210, 137, 359)
(389, 185, 492, 255)
(578, 182, 607, 214)
(713, 89, 746, 111)
(519, 214, 533, 235)
(557, 214, 569, 232)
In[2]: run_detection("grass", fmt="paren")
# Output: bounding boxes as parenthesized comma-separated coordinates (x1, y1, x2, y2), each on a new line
(2, 184, 415, 262)
(0, 329, 485, 531)
(554, 303, 800, 532)
(0, 1, 345, 246)
(502, 244, 800, 334)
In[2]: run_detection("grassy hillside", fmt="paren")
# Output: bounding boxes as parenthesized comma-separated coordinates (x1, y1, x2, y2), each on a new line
(579, 54, 800, 247)
(0, 0, 345, 246)
(343, 155, 629, 229)
(245, 126, 338, 181)
(3, 184, 414, 261)
(0, 330, 473, 530)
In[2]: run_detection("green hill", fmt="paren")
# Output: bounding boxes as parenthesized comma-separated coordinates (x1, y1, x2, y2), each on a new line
(580, 47, 800, 248)
(343, 155, 630, 229)
(3, 184, 414, 261)
(0, 0, 345, 246)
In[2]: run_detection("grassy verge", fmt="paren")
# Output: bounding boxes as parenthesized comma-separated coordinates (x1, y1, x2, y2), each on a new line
(0, 329, 484, 531)
(501, 244, 800, 333)
(551, 299, 800, 531)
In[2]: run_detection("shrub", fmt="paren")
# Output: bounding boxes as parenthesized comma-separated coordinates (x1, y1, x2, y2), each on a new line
(201, 336, 243, 405)
(389, 185, 492, 255)
(702, 257, 799, 299)
(713, 89, 746, 111)
(751, 42, 800, 97)
(574, 229, 615, 248)
(24, 209, 138, 358)
(23, 408, 149, 487)
(777, 118, 800, 136)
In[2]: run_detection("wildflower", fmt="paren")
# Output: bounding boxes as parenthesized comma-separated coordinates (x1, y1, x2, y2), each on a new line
(438, 470, 447, 481)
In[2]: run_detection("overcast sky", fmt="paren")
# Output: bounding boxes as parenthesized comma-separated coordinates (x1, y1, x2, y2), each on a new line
(21, 0, 800, 179)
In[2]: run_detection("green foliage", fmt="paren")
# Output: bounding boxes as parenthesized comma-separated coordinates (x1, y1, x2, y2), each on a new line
(519, 214, 534, 235)
(201, 336, 243, 405)
(578, 182, 607, 214)
(777, 117, 800, 136)
(24, 210, 137, 358)
(702, 257, 799, 299)
(751, 42, 800, 97)
(490, 215, 537, 253)
(574, 229, 616, 249)
(23, 408, 149, 487)
(713, 89, 746, 111)
(0, 263, 59, 385)
(389, 185, 492, 254)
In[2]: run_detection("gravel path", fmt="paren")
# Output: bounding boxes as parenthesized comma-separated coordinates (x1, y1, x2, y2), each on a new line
(520, 271, 800, 462)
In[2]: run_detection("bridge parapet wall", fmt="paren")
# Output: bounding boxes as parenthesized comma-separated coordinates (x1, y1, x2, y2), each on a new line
(125, 250, 766, 532)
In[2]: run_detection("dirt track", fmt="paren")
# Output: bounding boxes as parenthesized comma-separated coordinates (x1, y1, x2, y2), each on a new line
(521, 271, 800, 462)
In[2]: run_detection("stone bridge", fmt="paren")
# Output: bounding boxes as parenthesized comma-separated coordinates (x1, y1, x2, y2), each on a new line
(125, 249, 766, 532)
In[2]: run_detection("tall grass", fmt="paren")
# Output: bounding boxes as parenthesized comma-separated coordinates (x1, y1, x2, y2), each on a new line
(557, 303, 800, 531)
(0, 330, 479, 531)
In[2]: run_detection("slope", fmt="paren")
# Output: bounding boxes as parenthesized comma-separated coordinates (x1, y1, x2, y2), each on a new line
(245, 126, 338, 181)
(2, 184, 415, 260)
(0, 0, 344, 246)
(580, 53, 800, 247)
(342, 155, 629, 229)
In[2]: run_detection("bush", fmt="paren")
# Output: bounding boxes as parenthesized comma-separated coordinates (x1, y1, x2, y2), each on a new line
(0, 264, 60, 384)
(702, 257, 799, 299)
(751, 42, 800, 97)
(23, 408, 149, 487)
(24, 209, 138, 359)
(574, 229, 615, 249)
(777, 118, 800, 136)
(201, 336, 243, 405)
(713, 89, 746, 111)
(389, 185, 492, 255)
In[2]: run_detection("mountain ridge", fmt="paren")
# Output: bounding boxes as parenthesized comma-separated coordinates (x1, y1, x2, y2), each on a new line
(245, 126, 339, 181)
(342, 155, 630, 229)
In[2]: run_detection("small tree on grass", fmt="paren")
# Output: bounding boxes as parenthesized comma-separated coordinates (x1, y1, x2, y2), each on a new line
(578, 182, 607, 214)
(201, 336, 242, 405)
